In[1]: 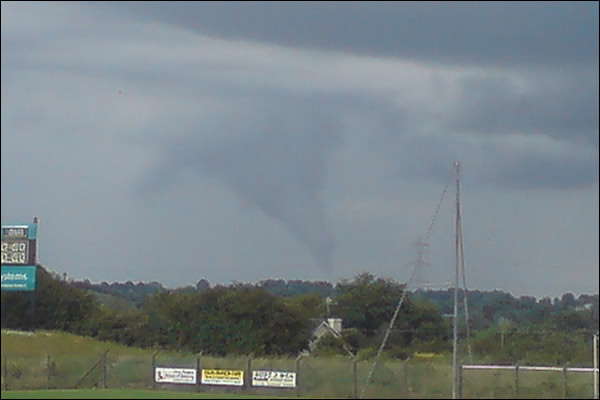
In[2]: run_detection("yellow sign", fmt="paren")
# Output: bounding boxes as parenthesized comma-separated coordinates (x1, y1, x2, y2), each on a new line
(201, 369, 244, 386)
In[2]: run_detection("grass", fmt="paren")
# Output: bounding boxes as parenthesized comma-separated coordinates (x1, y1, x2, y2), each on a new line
(2, 329, 597, 399)
(0, 389, 297, 399)
(0, 329, 152, 357)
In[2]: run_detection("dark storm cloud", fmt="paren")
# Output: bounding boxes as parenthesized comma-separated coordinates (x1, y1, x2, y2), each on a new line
(104, 1, 598, 68)
(349, 68, 599, 191)
(379, 128, 599, 192)
(452, 72, 599, 146)
(2, 2, 597, 296)
(142, 94, 342, 272)
(488, 152, 599, 190)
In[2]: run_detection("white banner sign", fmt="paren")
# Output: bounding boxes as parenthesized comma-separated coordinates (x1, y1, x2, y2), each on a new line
(252, 370, 296, 388)
(154, 367, 197, 384)
(201, 369, 244, 386)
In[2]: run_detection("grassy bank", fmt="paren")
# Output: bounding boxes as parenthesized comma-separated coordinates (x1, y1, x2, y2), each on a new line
(0, 389, 294, 399)
(1, 329, 596, 398)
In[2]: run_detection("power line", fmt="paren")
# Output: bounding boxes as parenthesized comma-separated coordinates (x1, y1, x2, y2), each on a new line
(359, 164, 455, 399)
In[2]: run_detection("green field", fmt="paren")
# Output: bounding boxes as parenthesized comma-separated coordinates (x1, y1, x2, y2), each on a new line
(1, 329, 597, 399)
(0, 389, 295, 399)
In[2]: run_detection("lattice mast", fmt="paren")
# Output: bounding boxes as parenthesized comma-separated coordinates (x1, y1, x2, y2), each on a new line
(452, 161, 472, 399)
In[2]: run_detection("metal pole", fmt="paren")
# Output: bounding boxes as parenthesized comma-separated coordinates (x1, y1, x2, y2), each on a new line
(452, 161, 461, 399)
(563, 364, 568, 399)
(246, 356, 252, 390)
(151, 350, 159, 390)
(33, 217, 39, 265)
(514, 364, 520, 397)
(403, 362, 409, 397)
(3, 355, 8, 391)
(457, 364, 463, 399)
(295, 354, 302, 398)
(30, 287, 36, 332)
(196, 351, 203, 392)
(353, 359, 358, 399)
(594, 333, 598, 399)
(1, 289, 5, 328)
(46, 354, 51, 389)
(102, 351, 108, 389)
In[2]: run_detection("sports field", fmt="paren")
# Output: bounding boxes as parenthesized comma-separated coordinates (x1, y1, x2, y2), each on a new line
(0, 389, 301, 399)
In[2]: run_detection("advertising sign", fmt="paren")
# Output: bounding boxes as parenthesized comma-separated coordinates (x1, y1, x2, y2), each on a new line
(154, 367, 197, 385)
(252, 370, 296, 388)
(1, 266, 37, 291)
(201, 369, 244, 386)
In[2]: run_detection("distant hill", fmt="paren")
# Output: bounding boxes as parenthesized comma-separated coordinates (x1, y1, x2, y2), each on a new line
(88, 290, 139, 313)
(71, 278, 337, 307)
(71, 280, 166, 308)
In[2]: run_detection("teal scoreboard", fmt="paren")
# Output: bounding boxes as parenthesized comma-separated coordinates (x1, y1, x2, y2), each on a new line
(1, 219, 39, 291)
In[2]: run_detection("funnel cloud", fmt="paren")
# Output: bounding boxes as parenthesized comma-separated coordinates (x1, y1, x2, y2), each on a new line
(145, 96, 340, 272)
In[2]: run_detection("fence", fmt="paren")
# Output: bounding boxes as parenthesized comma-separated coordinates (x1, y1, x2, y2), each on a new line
(2, 352, 599, 399)
(460, 364, 599, 399)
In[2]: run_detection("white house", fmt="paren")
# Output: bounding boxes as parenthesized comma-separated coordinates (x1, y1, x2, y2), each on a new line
(308, 318, 343, 352)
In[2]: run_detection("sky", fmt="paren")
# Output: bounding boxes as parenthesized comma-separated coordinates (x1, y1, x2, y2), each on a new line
(1, 1, 598, 299)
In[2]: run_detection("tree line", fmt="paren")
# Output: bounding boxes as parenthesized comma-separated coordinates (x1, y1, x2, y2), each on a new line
(1, 266, 598, 365)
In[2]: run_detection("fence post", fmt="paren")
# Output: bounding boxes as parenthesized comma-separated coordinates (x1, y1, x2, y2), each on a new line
(403, 362, 409, 396)
(246, 356, 252, 390)
(3, 355, 8, 391)
(563, 364, 569, 399)
(352, 358, 358, 399)
(101, 350, 108, 389)
(151, 350, 160, 390)
(295, 354, 302, 398)
(196, 351, 203, 392)
(594, 333, 598, 400)
(514, 364, 520, 397)
(75, 349, 109, 388)
(457, 364, 463, 399)
(46, 354, 51, 389)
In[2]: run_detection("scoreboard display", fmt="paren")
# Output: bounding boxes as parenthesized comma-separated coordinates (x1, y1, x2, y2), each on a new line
(1, 223, 38, 266)
(2, 240, 29, 264)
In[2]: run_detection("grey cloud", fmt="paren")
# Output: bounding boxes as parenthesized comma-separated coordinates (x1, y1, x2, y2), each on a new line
(103, 2, 598, 69)
(2, 2, 597, 296)
(368, 118, 598, 191)
(483, 149, 599, 190)
(452, 72, 599, 146)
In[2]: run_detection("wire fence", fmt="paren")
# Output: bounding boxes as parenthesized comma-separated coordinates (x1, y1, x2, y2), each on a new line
(1, 352, 598, 399)
(460, 364, 599, 399)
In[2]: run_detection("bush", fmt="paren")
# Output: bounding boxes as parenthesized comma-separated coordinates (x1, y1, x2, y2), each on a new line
(312, 333, 347, 356)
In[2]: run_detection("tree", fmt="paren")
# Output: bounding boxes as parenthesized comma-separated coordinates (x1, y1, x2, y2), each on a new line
(332, 272, 406, 337)
(138, 284, 313, 356)
(285, 292, 327, 321)
(331, 272, 448, 354)
(1, 266, 100, 334)
(559, 292, 577, 310)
